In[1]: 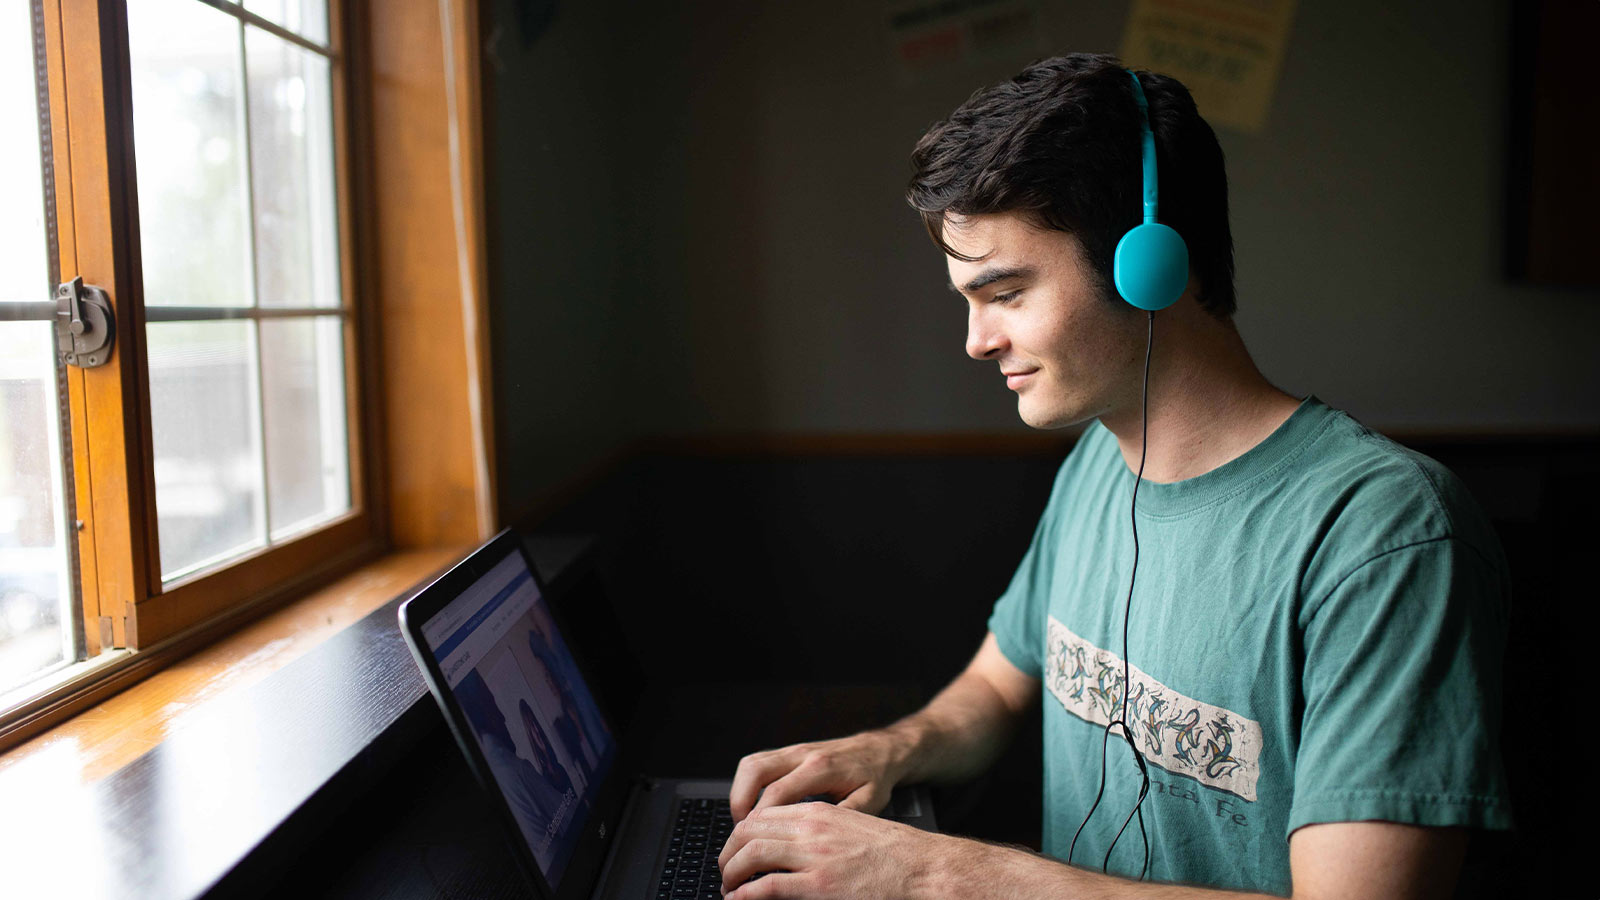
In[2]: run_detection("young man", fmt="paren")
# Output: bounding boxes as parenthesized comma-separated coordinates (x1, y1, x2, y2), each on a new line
(715, 54, 1511, 899)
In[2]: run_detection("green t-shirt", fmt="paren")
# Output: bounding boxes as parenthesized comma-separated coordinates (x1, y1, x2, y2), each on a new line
(987, 397, 1512, 895)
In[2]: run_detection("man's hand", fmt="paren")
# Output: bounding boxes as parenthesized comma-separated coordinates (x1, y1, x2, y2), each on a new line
(729, 634, 1038, 824)
(717, 801, 984, 900)
(729, 731, 908, 821)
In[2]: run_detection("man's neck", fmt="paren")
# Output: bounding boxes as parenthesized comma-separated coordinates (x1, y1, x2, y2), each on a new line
(1098, 310, 1300, 484)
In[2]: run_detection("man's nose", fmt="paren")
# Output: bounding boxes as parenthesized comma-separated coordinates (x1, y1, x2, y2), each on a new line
(966, 308, 1005, 360)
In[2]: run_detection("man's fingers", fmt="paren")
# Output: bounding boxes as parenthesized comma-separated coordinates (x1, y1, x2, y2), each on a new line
(748, 767, 835, 816)
(748, 749, 860, 815)
(729, 749, 803, 821)
(742, 800, 833, 821)
(837, 782, 891, 815)
(720, 838, 800, 894)
(719, 805, 810, 871)
(726, 872, 808, 900)
(717, 814, 752, 872)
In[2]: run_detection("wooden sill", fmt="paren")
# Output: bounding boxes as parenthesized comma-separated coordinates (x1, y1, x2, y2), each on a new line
(0, 547, 466, 784)
(0, 535, 592, 900)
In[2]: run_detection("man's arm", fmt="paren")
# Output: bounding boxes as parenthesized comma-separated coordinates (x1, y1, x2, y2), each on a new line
(718, 809, 1469, 899)
(729, 633, 1040, 820)
(933, 819, 1467, 899)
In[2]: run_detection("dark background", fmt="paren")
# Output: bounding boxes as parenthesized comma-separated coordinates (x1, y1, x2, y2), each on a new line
(464, 0, 1594, 895)
(477, 0, 1599, 523)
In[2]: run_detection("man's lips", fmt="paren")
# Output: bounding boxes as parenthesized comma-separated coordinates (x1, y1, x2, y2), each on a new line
(1003, 369, 1038, 389)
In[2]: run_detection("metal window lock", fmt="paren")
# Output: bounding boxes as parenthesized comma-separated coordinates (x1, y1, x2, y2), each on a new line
(55, 276, 115, 368)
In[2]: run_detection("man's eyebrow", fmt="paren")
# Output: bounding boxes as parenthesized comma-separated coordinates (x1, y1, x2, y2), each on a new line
(948, 265, 1037, 295)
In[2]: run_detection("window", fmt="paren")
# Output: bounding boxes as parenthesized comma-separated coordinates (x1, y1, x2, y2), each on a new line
(0, 0, 74, 698)
(128, 0, 350, 580)
(0, 0, 379, 730)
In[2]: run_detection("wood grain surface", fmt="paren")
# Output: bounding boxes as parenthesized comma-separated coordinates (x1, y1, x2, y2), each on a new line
(0, 548, 463, 786)
(364, 0, 491, 549)
(0, 536, 587, 900)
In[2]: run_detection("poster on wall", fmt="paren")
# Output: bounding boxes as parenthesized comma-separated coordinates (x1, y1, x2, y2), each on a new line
(886, 0, 1045, 85)
(1119, 0, 1297, 134)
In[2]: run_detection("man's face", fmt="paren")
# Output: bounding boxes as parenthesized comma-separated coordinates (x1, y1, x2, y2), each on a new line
(946, 212, 1143, 429)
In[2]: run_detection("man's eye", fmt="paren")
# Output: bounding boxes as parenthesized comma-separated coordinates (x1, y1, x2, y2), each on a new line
(993, 291, 1020, 304)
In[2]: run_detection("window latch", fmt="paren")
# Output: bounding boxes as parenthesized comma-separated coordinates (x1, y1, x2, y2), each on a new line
(55, 276, 115, 368)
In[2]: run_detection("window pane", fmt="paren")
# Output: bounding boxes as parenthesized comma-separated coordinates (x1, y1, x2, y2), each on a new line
(0, 1, 48, 306)
(132, 3, 354, 583)
(148, 321, 265, 580)
(0, 325, 74, 697)
(128, 0, 252, 308)
(246, 27, 340, 309)
(243, 0, 328, 46)
(261, 317, 348, 539)
(1, 2, 75, 698)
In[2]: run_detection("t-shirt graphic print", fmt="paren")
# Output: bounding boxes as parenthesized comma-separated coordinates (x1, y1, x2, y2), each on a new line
(1045, 615, 1264, 801)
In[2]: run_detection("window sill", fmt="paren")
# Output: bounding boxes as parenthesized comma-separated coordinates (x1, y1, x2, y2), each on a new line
(0, 547, 463, 781)
(0, 649, 136, 733)
(0, 535, 594, 900)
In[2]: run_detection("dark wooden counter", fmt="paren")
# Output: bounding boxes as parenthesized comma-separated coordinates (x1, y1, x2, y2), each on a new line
(0, 536, 593, 900)
(252, 681, 929, 899)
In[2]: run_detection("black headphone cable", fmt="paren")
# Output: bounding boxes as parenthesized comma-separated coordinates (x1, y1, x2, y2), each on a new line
(1067, 309, 1155, 880)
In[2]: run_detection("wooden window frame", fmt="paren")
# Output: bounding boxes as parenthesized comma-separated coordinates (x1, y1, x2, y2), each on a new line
(44, 0, 384, 655)
(3, 0, 496, 749)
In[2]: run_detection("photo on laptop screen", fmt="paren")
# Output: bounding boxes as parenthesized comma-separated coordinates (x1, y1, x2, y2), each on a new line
(420, 549, 616, 887)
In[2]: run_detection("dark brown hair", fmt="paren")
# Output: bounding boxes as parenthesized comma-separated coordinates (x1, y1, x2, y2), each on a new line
(906, 54, 1236, 317)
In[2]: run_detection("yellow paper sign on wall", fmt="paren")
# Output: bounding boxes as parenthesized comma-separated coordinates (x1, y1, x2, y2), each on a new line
(1120, 0, 1297, 134)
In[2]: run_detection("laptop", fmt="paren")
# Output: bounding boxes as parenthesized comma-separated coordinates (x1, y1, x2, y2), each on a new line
(397, 529, 937, 900)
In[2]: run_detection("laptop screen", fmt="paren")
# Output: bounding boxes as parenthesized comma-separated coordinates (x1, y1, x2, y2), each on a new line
(420, 547, 616, 888)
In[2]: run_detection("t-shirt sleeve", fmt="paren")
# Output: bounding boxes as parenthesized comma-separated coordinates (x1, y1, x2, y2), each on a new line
(1289, 536, 1513, 835)
(986, 466, 1073, 680)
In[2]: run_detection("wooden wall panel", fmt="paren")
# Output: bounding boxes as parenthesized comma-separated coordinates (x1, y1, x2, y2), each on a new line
(362, 0, 493, 547)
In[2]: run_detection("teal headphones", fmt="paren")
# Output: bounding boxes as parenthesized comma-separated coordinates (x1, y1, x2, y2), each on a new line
(1068, 70, 1188, 881)
(1113, 71, 1189, 311)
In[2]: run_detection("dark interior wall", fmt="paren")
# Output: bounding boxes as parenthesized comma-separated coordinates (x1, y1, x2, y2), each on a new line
(484, 0, 1598, 520)
(1230, 1, 1596, 429)
(616, 0, 1059, 438)
(545, 450, 1070, 691)
(481, 0, 638, 520)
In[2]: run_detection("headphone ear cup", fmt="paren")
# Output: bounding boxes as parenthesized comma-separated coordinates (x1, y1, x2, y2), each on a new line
(1114, 222, 1189, 311)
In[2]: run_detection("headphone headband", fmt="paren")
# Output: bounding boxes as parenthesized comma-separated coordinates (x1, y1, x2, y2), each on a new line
(1112, 68, 1189, 312)
(1127, 71, 1159, 225)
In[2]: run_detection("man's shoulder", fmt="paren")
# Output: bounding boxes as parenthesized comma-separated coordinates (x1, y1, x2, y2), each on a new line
(1284, 403, 1507, 594)
(1299, 407, 1488, 536)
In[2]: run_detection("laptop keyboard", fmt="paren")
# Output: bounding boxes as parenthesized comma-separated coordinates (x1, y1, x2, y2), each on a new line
(658, 797, 733, 900)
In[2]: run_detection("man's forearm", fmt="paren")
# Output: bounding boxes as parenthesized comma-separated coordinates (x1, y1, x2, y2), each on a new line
(925, 820, 1466, 900)
(928, 837, 1282, 900)
(879, 667, 1027, 785)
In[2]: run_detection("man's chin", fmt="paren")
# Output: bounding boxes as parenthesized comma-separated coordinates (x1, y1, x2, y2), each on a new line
(1017, 397, 1089, 431)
